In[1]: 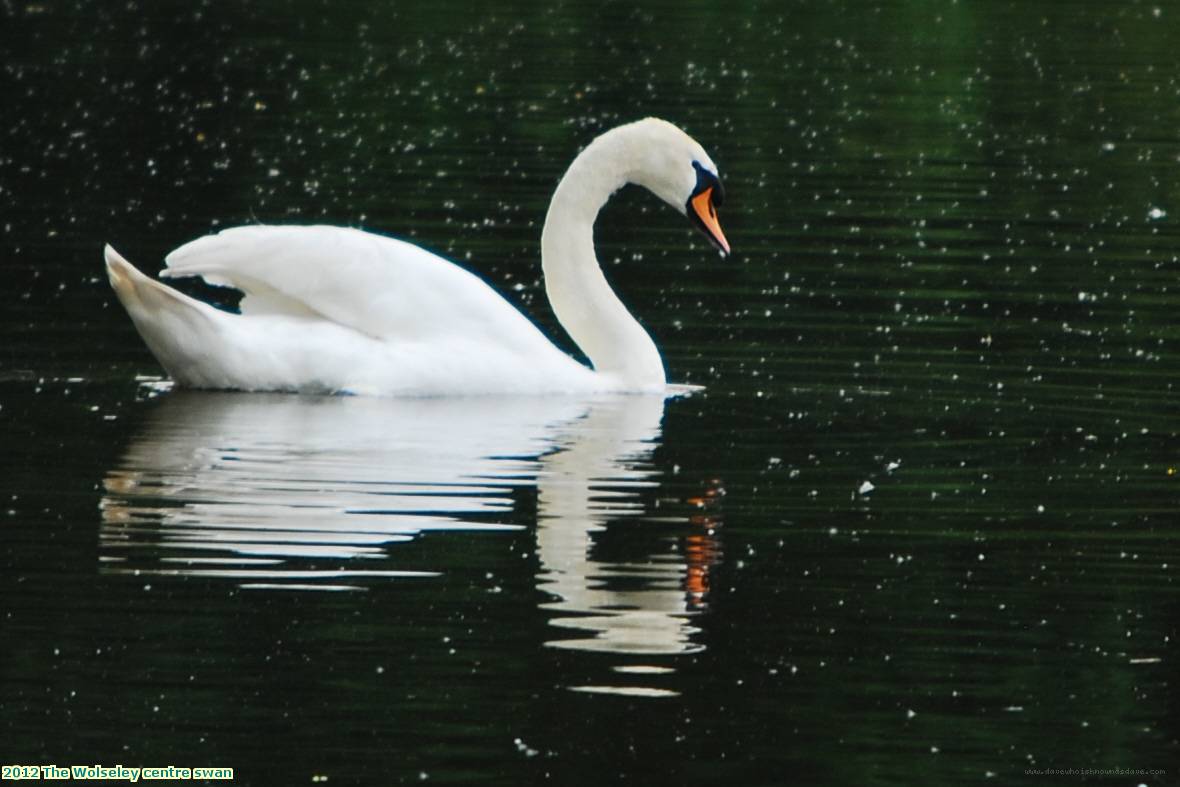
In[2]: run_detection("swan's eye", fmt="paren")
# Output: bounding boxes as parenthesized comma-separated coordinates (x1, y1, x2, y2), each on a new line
(687, 162, 730, 255)
(691, 161, 725, 207)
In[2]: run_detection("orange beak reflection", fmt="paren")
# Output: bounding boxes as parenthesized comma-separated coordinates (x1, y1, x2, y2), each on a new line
(690, 187, 730, 256)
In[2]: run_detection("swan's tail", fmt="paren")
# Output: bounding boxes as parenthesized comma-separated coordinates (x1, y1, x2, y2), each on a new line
(104, 245, 224, 386)
(106, 245, 181, 308)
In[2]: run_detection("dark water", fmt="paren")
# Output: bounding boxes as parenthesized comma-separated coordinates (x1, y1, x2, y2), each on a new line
(2, 1, 1178, 784)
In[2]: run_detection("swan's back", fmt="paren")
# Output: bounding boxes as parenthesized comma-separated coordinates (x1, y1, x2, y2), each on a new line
(108, 226, 599, 395)
(166, 225, 542, 345)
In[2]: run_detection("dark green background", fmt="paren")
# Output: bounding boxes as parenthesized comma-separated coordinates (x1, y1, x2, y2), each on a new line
(2, 1, 1177, 784)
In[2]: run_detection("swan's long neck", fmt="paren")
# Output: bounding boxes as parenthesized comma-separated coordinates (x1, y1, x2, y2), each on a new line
(541, 132, 665, 388)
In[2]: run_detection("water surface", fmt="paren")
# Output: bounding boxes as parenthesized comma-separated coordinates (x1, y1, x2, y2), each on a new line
(2, 1, 1178, 784)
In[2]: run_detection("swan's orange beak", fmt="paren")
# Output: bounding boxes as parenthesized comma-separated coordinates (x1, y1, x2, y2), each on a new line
(689, 187, 730, 256)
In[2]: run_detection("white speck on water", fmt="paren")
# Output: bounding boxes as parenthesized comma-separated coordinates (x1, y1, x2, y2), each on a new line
(906, 709, 916, 719)
(1036, 504, 1045, 513)
(1148, 207, 1166, 220)
(857, 480, 875, 495)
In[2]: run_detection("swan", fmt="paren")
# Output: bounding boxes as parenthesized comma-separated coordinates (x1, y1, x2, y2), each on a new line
(104, 117, 730, 396)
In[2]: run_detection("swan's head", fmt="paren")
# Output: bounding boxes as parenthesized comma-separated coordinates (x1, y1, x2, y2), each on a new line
(620, 118, 731, 257)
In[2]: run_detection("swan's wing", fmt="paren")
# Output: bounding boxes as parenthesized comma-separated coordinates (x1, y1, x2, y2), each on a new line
(162, 225, 550, 347)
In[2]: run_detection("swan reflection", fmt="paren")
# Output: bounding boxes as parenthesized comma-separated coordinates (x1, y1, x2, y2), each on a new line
(536, 394, 718, 657)
(101, 390, 721, 677)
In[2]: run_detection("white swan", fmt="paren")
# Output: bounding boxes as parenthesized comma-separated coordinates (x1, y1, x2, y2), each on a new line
(104, 117, 729, 396)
